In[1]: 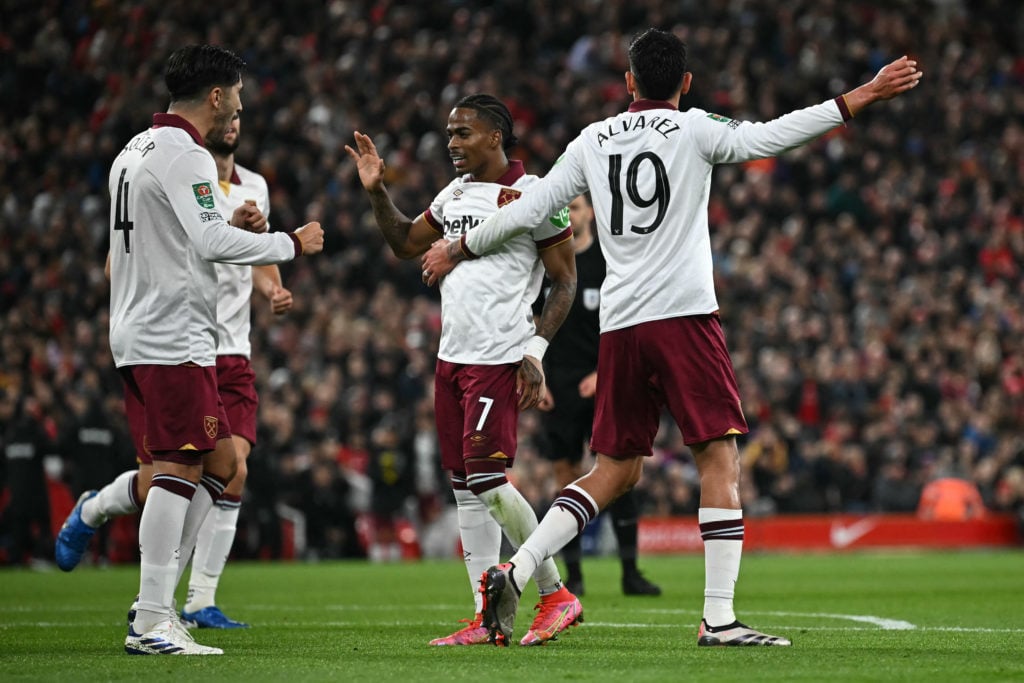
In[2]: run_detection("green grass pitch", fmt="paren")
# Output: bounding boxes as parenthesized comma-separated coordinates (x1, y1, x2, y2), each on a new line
(2, 551, 1022, 682)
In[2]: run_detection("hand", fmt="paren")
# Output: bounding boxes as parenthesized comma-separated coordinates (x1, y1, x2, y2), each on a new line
(577, 371, 597, 399)
(421, 239, 462, 286)
(867, 56, 923, 100)
(537, 385, 555, 412)
(231, 201, 268, 233)
(268, 284, 293, 315)
(344, 131, 386, 191)
(844, 56, 923, 115)
(295, 221, 324, 255)
(517, 355, 546, 410)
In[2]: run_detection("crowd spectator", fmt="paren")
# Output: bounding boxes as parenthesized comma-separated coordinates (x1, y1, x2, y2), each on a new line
(2, 1, 1023, 560)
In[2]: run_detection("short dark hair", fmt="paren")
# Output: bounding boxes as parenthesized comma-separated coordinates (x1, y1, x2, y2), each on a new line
(165, 45, 246, 104)
(627, 29, 687, 101)
(454, 94, 518, 150)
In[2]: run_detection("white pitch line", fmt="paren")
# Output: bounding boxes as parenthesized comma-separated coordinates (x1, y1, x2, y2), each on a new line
(747, 610, 916, 630)
(3, 621, 1024, 634)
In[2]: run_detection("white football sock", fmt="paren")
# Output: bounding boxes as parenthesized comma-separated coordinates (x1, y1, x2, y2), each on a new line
(454, 489, 501, 613)
(185, 502, 240, 612)
(175, 484, 216, 587)
(700, 507, 743, 627)
(135, 482, 193, 633)
(476, 482, 563, 596)
(507, 504, 580, 593)
(82, 470, 139, 527)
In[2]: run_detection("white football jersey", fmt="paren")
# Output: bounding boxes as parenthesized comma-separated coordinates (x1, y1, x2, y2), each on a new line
(214, 163, 271, 358)
(108, 114, 296, 368)
(425, 160, 571, 364)
(464, 98, 846, 332)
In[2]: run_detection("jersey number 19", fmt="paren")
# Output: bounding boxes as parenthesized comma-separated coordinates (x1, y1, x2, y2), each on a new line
(607, 152, 670, 236)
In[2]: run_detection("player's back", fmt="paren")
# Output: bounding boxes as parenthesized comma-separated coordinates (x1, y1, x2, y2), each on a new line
(108, 121, 220, 368)
(571, 104, 722, 333)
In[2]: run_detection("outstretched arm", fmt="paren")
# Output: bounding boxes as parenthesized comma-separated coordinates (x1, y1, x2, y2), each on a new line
(345, 131, 439, 259)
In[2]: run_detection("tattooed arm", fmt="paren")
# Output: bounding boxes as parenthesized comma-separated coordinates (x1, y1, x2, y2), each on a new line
(345, 131, 438, 259)
(517, 238, 577, 410)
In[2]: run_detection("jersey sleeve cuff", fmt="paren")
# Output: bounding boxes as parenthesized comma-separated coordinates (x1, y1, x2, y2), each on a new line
(288, 232, 303, 257)
(834, 95, 853, 122)
(459, 234, 479, 260)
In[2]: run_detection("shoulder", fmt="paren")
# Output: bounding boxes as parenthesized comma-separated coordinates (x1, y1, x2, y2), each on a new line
(233, 162, 266, 184)
(234, 163, 269, 192)
(513, 174, 540, 189)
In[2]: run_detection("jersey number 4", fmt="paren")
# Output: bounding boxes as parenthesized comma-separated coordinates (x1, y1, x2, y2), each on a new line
(114, 168, 134, 253)
(607, 152, 670, 235)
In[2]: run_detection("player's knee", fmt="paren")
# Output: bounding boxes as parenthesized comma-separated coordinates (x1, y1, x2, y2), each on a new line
(232, 456, 248, 488)
(464, 457, 509, 496)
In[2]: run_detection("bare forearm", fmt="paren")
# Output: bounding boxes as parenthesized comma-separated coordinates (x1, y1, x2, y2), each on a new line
(535, 278, 576, 340)
(366, 187, 416, 258)
(252, 264, 282, 299)
(842, 56, 923, 117)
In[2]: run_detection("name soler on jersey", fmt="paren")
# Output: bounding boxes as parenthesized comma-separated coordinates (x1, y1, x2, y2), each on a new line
(596, 114, 682, 146)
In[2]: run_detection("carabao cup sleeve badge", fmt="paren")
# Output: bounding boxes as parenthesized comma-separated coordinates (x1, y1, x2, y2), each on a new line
(193, 182, 215, 209)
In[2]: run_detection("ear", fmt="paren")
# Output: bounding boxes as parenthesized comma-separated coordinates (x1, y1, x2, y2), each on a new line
(680, 72, 693, 95)
(625, 71, 638, 98)
(491, 129, 502, 149)
(209, 86, 223, 109)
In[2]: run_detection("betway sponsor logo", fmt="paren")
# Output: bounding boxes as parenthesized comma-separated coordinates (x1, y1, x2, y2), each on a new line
(444, 215, 481, 237)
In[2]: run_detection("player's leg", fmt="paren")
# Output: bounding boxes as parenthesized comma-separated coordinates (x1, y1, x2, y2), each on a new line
(652, 315, 789, 646)
(427, 360, 497, 646)
(458, 364, 562, 593)
(459, 363, 581, 646)
(183, 356, 256, 628)
(691, 436, 743, 625)
(174, 438, 233, 590)
(125, 365, 227, 655)
(540, 386, 588, 595)
(480, 326, 654, 643)
(497, 453, 643, 593)
(552, 458, 585, 594)
(607, 489, 661, 595)
(182, 434, 249, 628)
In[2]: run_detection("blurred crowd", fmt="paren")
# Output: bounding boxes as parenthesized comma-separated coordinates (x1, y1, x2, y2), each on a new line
(2, 0, 1023, 564)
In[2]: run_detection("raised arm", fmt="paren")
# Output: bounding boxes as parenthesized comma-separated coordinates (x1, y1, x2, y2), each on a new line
(345, 131, 440, 259)
(702, 56, 923, 164)
(841, 55, 923, 116)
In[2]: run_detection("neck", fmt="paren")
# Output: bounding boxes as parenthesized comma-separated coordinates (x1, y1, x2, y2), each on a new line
(167, 104, 213, 140)
(214, 153, 234, 183)
(474, 157, 510, 184)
